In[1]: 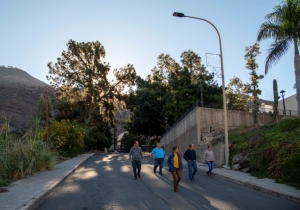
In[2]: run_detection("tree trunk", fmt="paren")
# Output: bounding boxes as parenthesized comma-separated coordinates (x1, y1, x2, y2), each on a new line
(295, 55, 300, 115)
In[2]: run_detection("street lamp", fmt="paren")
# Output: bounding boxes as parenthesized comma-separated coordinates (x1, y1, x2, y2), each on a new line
(199, 79, 204, 107)
(280, 90, 286, 115)
(165, 117, 168, 131)
(173, 12, 229, 167)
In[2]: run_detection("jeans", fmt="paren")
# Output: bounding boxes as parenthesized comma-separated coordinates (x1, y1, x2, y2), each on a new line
(154, 158, 164, 173)
(132, 159, 141, 177)
(206, 161, 214, 175)
(187, 160, 198, 180)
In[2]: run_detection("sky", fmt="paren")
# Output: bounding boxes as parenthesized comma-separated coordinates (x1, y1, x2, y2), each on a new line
(0, 0, 294, 101)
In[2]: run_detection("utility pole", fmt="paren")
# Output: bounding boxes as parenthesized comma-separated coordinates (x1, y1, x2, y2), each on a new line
(199, 79, 204, 107)
(45, 88, 49, 147)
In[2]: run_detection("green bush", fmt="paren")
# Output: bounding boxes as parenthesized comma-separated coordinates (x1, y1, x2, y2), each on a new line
(229, 118, 300, 189)
(0, 118, 55, 181)
(0, 179, 9, 187)
(44, 120, 85, 157)
(276, 118, 300, 132)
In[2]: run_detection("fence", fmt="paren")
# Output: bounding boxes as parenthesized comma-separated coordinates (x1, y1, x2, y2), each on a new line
(277, 109, 298, 116)
(161, 102, 198, 138)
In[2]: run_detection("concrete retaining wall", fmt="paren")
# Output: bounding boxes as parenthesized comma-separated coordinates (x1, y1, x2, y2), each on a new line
(161, 107, 282, 166)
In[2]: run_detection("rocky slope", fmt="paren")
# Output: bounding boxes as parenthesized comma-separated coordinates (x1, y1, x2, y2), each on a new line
(0, 66, 54, 130)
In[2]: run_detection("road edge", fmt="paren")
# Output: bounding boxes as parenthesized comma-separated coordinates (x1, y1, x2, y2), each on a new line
(197, 167, 300, 204)
(19, 153, 95, 210)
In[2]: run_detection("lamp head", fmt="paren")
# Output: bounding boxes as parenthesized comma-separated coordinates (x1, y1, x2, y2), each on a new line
(173, 12, 185, 17)
(280, 90, 285, 96)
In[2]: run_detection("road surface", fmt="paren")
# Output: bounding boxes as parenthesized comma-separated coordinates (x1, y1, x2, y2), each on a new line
(37, 154, 300, 210)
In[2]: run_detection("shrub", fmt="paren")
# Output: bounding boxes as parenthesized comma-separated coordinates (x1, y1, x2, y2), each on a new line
(0, 179, 9, 187)
(229, 118, 300, 189)
(44, 120, 85, 157)
(0, 118, 55, 181)
(277, 118, 300, 132)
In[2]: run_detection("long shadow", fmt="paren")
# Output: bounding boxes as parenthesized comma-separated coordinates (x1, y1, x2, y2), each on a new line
(133, 155, 300, 210)
(36, 153, 300, 210)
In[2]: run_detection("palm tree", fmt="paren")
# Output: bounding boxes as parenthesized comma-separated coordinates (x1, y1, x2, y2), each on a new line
(257, 0, 300, 115)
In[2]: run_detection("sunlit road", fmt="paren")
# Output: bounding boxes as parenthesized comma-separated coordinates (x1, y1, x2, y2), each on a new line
(37, 154, 300, 210)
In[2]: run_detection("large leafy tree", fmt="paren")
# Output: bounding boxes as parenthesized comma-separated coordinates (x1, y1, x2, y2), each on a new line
(47, 39, 136, 126)
(125, 51, 222, 137)
(125, 76, 168, 137)
(257, 0, 300, 115)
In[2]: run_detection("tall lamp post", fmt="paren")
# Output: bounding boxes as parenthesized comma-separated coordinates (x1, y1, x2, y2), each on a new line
(173, 12, 229, 167)
(199, 79, 204, 107)
(280, 90, 286, 115)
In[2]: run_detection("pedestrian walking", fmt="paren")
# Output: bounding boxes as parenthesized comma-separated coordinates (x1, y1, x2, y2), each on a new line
(152, 143, 165, 175)
(167, 146, 183, 192)
(183, 144, 198, 181)
(203, 145, 215, 178)
(129, 141, 143, 180)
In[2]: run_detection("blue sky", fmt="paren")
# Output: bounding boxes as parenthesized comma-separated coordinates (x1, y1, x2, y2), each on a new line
(0, 0, 294, 100)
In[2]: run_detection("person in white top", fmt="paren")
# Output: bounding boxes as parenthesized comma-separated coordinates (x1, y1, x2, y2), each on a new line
(203, 145, 215, 178)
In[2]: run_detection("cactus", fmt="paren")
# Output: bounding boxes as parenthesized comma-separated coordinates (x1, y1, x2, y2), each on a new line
(273, 79, 278, 121)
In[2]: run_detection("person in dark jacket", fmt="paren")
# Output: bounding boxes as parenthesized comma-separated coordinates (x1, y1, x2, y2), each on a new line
(167, 146, 183, 192)
(183, 144, 198, 181)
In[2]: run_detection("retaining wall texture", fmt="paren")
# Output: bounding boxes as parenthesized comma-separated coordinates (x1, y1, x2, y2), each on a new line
(161, 107, 285, 166)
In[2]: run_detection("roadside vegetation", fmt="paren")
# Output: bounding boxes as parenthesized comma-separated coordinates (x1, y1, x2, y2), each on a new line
(0, 118, 55, 186)
(229, 118, 300, 189)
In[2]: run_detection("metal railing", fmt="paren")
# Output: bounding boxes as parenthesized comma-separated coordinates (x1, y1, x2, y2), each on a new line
(161, 102, 198, 138)
(259, 108, 298, 116)
(277, 109, 298, 116)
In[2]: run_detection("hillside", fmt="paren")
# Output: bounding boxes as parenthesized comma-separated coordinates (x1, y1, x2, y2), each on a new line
(0, 66, 54, 130)
(229, 118, 300, 188)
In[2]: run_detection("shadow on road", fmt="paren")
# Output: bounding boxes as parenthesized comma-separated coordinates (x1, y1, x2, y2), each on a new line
(37, 154, 300, 210)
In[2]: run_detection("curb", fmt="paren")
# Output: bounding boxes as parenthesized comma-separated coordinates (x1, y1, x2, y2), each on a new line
(19, 153, 95, 210)
(197, 167, 300, 204)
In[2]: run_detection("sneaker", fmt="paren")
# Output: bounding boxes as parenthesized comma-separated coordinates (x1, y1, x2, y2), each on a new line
(134, 177, 137, 180)
(138, 174, 141, 178)
(153, 170, 156, 174)
(159, 172, 163, 175)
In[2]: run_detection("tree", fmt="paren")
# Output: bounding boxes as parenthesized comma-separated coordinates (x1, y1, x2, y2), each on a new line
(47, 39, 136, 126)
(125, 76, 168, 137)
(257, 0, 300, 115)
(119, 133, 148, 152)
(244, 43, 264, 126)
(34, 94, 53, 126)
(180, 50, 209, 82)
(125, 50, 223, 137)
(226, 77, 248, 111)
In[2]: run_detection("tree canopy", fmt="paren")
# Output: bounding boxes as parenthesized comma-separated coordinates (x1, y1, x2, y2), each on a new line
(125, 50, 222, 137)
(257, 0, 300, 114)
(47, 39, 136, 126)
(46, 40, 136, 151)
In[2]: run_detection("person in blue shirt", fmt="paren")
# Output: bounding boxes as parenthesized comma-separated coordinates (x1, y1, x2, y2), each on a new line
(151, 143, 165, 175)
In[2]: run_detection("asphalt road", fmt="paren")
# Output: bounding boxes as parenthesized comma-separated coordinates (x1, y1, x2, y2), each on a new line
(37, 154, 300, 210)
